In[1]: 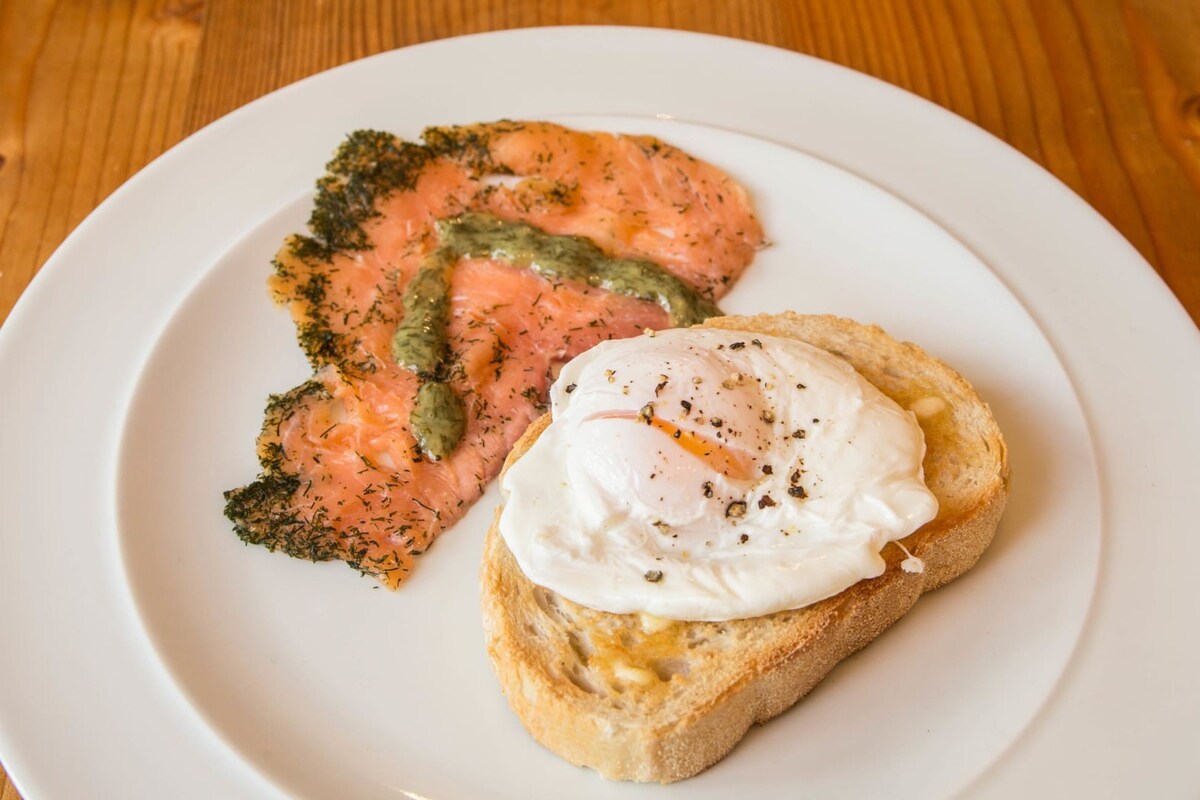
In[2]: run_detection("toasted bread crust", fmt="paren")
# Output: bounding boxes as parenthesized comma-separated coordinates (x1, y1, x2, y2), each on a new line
(481, 313, 1009, 783)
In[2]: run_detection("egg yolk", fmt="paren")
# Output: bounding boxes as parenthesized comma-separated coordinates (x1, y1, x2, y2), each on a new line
(589, 410, 758, 483)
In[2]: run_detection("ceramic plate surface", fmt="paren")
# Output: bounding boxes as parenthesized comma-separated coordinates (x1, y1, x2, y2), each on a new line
(0, 27, 1197, 799)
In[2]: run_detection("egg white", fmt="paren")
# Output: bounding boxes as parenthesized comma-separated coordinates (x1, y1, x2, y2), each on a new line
(498, 328, 938, 621)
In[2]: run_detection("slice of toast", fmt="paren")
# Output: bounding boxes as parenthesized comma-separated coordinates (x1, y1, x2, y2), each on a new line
(480, 313, 1009, 783)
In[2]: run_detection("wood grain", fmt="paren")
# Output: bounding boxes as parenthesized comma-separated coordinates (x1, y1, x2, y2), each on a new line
(0, 0, 202, 326)
(1, 0, 1197, 794)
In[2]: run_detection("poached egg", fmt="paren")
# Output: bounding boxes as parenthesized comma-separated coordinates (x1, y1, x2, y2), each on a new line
(497, 327, 938, 621)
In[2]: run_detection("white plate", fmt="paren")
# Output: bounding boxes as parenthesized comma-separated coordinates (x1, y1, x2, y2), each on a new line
(0, 27, 1197, 799)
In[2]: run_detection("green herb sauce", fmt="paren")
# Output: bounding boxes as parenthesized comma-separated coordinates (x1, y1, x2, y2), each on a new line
(393, 212, 723, 460)
(437, 213, 720, 327)
(391, 248, 455, 378)
(410, 380, 466, 461)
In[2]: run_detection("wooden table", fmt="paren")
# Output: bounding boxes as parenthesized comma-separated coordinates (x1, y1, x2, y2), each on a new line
(1, 1, 1197, 795)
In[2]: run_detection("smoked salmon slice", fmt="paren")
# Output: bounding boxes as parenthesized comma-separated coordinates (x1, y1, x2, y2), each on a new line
(224, 121, 764, 586)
